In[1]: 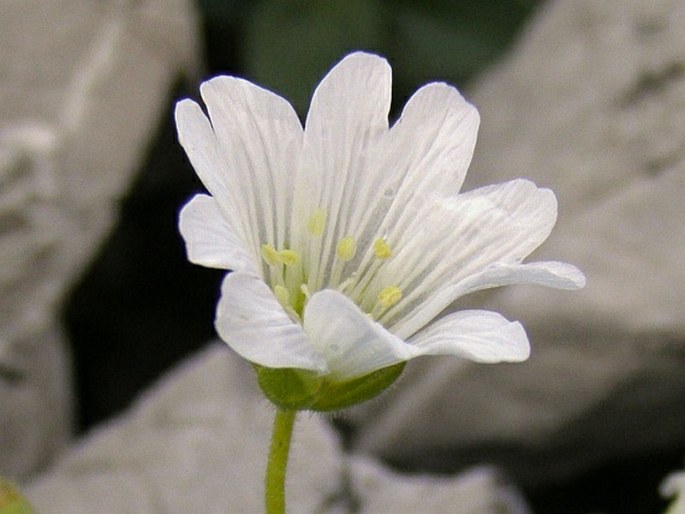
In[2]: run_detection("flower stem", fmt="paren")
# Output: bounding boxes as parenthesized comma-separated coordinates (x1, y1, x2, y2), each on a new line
(265, 408, 296, 514)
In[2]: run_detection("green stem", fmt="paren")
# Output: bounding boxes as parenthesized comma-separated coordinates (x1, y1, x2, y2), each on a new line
(265, 409, 296, 514)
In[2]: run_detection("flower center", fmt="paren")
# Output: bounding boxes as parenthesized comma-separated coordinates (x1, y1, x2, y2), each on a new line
(260, 209, 402, 323)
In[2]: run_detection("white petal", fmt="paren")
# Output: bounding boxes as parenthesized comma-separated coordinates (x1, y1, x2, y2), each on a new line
(178, 194, 257, 274)
(394, 261, 585, 341)
(457, 261, 587, 294)
(199, 76, 303, 251)
(374, 179, 560, 336)
(303, 290, 417, 380)
(382, 82, 479, 204)
(293, 52, 392, 291)
(175, 100, 237, 217)
(347, 83, 480, 281)
(215, 272, 327, 371)
(409, 310, 530, 363)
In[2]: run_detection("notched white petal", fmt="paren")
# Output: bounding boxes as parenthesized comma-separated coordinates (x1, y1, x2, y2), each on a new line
(295, 52, 393, 290)
(384, 82, 480, 200)
(215, 272, 327, 372)
(305, 51, 392, 133)
(175, 100, 228, 203)
(410, 310, 530, 363)
(179, 194, 257, 274)
(199, 75, 303, 250)
(303, 290, 416, 380)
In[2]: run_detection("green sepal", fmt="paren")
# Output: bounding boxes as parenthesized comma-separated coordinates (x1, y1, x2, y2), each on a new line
(255, 362, 406, 412)
(255, 366, 323, 410)
(310, 362, 405, 412)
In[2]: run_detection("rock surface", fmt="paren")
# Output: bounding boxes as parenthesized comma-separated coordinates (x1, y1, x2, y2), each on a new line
(0, 0, 199, 479)
(348, 457, 530, 514)
(25, 344, 529, 514)
(24, 344, 342, 513)
(350, 0, 685, 484)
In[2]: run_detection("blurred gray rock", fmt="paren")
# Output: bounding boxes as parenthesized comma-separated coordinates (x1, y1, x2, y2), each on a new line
(348, 457, 529, 514)
(350, 0, 685, 483)
(24, 344, 342, 513)
(26, 344, 529, 514)
(0, 0, 199, 479)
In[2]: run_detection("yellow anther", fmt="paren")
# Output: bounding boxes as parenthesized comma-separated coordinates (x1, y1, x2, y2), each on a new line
(377, 285, 402, 308)
(261, 243, 280, 266)
(274, 285, 290, 306)
(373, 238, 393, 260)
(307, 208, 327, 236)
(261, 244, 300, 266)
(336, 236, 357, 261)
(278, 249, 300, 265)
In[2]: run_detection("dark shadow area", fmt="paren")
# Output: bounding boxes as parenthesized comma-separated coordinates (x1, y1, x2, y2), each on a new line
(527, 451, 680, 514)
(64, 87, 224, 429)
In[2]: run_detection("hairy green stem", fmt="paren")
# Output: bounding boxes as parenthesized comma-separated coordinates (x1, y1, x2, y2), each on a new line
(265, 409, 296, 514)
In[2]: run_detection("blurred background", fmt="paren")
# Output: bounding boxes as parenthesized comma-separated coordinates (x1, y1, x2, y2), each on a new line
(25, 0, 677, 512)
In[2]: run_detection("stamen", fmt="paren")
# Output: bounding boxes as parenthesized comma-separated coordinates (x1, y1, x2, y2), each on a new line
(274, 285, 290, 307)
(377, 285, 402, 308)
(307, 208, 327, 236)
(336, 236, 357, 261)
(336, 276, 354, 292)
(373, 238, 392, 260)
(300, 284, 311, 299)
(261, 243, 300, 266)
(278, 249, 300, 265)
(261, 243, 280, 266)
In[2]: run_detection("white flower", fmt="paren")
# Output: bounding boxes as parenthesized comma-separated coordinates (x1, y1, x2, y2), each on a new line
(177, 52, 584, 390)
(662, 470, 685, 514)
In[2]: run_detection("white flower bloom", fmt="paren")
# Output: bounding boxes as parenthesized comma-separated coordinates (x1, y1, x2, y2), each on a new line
(662, 470, 685, 514)
(177, 52, 584, 388)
